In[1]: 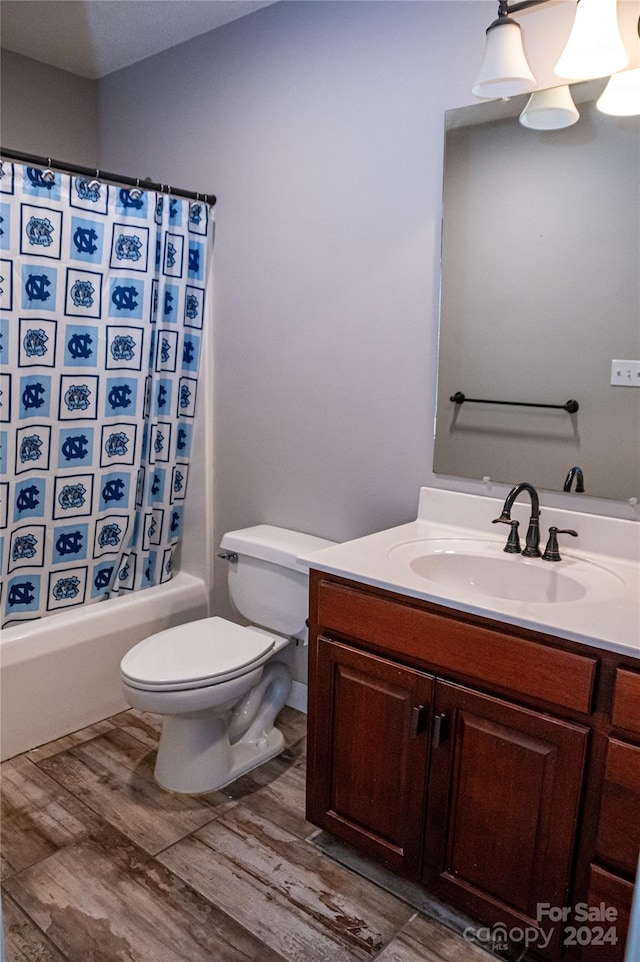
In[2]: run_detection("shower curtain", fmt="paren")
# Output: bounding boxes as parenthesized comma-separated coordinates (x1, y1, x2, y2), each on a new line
(0, 161, 214, 628)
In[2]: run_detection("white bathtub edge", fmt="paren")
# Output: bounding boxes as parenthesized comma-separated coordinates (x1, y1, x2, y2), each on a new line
(0, 573, 209, 761)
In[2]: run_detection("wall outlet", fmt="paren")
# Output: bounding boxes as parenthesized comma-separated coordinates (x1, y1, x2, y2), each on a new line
(610, 359, 640, 387)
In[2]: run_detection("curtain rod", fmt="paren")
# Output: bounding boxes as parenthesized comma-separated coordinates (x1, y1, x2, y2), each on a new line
(0, 147, 216, 206)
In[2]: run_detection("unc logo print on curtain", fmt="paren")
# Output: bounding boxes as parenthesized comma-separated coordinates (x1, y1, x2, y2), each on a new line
(0, 162, 214, 628)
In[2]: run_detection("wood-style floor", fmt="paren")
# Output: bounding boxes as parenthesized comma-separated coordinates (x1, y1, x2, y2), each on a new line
(1, 707, 493, 961)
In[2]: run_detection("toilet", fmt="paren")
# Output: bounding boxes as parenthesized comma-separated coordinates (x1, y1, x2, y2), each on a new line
(120, 525, 334, 794)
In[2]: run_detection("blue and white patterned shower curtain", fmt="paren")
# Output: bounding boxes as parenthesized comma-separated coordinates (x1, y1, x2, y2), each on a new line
(0, 162, 213, 628)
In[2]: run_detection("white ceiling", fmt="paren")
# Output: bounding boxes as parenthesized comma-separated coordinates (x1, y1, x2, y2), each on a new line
(0, 0, 279, 79)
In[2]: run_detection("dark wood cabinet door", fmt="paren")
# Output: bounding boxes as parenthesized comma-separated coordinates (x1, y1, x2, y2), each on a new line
(306, 637, 433, 878)
(423, 680, 589, 960)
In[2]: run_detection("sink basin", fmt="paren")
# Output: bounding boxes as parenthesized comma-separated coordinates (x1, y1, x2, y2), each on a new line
(387, 539, 625, 605)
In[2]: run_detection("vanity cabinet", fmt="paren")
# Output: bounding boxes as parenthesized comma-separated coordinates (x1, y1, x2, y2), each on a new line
(306, 571, 638, 962)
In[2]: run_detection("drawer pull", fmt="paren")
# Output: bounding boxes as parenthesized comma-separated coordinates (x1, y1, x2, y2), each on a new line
(410, 705, 426, 738)
(432, 712, 449, 747)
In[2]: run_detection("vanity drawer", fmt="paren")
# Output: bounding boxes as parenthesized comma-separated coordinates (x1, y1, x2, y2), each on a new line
(315, 580, 597, 713)
(594, 738, 640, 877)
(580, 865, 633, 962)
(611, 669, 640, 735)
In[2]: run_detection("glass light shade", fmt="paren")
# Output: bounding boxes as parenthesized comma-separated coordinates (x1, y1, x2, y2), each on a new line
(472, 18, 536, 99)
(519, 85, 580, 129)
(596, 68, 640, 115)
(555, 0, 629, 81)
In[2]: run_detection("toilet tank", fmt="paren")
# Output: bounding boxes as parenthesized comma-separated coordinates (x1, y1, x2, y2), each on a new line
(219, 525, 336, 639)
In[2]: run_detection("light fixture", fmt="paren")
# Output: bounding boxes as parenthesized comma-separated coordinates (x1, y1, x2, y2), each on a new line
(519, 84, 580, 128)
(596, 66, 640, 114)
(555, 0, 629, 80)
(471, 8, 536, 99)
(473, 0, 631, 104)
(596, 16, 640, 115)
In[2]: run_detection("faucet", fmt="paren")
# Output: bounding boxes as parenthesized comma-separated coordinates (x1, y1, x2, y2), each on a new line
(493, 482, 541, 557)
(563, 466, 585, 493)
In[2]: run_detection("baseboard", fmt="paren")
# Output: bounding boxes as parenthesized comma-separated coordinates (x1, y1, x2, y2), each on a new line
(287, 680, 307, 714)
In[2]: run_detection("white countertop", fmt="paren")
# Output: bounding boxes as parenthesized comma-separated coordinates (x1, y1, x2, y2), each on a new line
(298, 487, 640, 659)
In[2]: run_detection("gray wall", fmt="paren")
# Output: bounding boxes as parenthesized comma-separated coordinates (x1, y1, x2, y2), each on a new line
(1, 49, 98, 165)
(94, 0, 493, 636)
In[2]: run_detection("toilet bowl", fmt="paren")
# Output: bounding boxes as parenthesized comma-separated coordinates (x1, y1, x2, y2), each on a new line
(120, 525, 335, 794)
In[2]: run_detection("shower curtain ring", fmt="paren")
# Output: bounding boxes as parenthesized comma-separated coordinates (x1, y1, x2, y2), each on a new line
(130, 178, 143, 201)
(43, 159, 55, 183)
(88, 170, 101, 191)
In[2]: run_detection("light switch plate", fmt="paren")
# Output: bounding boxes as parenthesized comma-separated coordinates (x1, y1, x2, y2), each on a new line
(610, 360, 640, 387)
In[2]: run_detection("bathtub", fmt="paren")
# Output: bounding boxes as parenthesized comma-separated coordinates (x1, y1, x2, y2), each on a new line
(0, 572, 210, 761)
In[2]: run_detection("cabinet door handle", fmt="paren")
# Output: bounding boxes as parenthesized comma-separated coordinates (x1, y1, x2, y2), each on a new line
(432, 712, 449, 747)
(410, 705, 426, 738)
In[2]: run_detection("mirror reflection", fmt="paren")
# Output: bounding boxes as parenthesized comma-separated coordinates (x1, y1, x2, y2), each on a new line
(434, 81, 640, 501)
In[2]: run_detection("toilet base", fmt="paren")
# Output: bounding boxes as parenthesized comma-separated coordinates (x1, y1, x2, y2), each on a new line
(150, 660, 292, 795)
(154, 719, 285, 795)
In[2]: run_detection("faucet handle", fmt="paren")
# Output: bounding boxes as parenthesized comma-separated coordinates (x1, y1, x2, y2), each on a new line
(542, 527, 578, 562)
(493, 517, 521, 554)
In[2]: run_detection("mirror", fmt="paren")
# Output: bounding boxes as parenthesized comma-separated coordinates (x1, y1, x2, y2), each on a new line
(434, 80, 640, 501)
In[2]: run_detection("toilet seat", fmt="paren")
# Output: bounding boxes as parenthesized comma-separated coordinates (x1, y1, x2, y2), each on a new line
(120, 616, 277, 693)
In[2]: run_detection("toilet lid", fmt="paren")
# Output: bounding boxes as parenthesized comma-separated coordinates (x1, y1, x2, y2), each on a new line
(120, 616, 277, 691)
